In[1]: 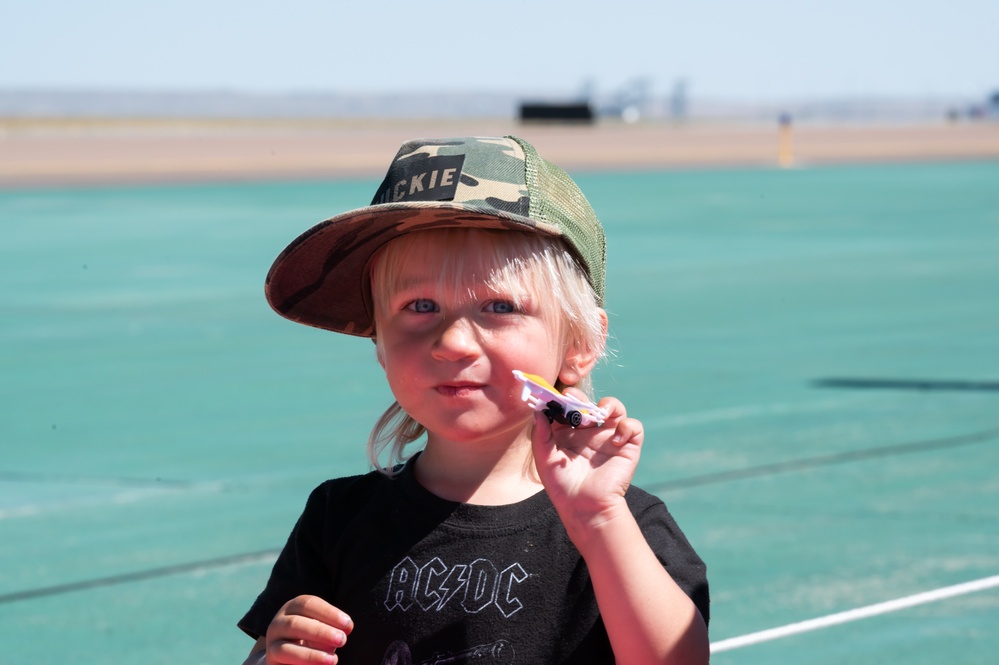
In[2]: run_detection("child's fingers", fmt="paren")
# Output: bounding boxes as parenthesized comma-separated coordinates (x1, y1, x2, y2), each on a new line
(271, 616, 346, 649)
(267, 596, 351, 664)
(593, 394, 626, 422)
(269, 639, 339, 665)
(589, 395, 643, 447)
(267, 629, 343, 665)
(610, 416, 645, 447)
(282, 595, 352, 629)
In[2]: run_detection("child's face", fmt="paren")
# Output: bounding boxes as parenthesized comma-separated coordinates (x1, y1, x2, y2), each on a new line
(373, 233, 571, 448)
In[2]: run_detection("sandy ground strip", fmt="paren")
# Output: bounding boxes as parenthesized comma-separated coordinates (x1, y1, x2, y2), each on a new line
(2, 118, 999, 187)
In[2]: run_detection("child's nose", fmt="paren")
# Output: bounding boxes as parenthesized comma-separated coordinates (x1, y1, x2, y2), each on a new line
(432, 317, 480, 361)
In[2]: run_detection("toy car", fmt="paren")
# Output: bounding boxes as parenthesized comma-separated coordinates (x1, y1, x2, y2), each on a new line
(512, 370, 608, 427)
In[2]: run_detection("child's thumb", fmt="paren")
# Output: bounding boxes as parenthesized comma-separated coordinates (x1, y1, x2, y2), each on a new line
(531, 410, 555, 456)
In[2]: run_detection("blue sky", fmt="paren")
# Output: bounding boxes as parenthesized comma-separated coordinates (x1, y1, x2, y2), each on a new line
(2, 0, 997, 101)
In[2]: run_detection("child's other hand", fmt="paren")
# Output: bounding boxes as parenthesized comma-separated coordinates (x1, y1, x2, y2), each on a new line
(531, 392, 643, 536)
(263, 595, 352, 665)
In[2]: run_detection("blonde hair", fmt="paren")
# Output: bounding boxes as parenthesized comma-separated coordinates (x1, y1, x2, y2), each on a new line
(366, 228, 606, 474)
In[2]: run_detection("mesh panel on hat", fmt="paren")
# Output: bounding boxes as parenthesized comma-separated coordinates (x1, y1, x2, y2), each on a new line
(515, 137, 607, 304)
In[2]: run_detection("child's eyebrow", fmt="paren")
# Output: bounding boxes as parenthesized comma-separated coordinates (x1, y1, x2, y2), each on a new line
(388, 275, 438, 293)
(385, 272, 533, 303)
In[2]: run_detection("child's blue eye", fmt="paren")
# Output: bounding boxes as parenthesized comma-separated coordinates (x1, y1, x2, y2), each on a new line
(407, 299, 438, 313)
(486, 300, 517, 314)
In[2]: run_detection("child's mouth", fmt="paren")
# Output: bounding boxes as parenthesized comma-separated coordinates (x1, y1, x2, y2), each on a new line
(437, 383, 484, 398)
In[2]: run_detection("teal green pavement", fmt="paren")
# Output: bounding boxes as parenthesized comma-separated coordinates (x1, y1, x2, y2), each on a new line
(1, 161, 997, 664)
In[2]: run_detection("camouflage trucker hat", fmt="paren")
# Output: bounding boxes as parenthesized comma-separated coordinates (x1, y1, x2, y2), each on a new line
(265, 135, 606, 337)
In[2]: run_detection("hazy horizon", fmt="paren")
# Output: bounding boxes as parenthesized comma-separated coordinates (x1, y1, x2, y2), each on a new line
(1, 86, 985, 123)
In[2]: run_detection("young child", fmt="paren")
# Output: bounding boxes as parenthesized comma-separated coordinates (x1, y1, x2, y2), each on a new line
(239, 136, 709, 665)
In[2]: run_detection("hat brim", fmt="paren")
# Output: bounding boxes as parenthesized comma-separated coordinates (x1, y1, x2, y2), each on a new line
(265, 201, 566, 337)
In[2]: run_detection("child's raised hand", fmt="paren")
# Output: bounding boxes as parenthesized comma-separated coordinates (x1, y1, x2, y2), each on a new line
(531, 391, 644, 538)
(263, 595, 352, 665)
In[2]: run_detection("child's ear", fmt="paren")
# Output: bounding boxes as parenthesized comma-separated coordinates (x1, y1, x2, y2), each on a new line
(558, 308, 608, 386)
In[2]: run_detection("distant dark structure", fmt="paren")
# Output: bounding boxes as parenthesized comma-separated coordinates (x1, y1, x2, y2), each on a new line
(947, 89, 999, 121)
(519, 101, 594, 124)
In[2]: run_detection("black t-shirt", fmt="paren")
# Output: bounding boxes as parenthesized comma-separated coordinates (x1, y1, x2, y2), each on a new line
(239, 459, 709, 664)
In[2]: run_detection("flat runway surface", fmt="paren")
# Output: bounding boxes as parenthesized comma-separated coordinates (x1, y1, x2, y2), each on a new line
(4, 118, 999, 187)
(2, 158, 998, 663)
